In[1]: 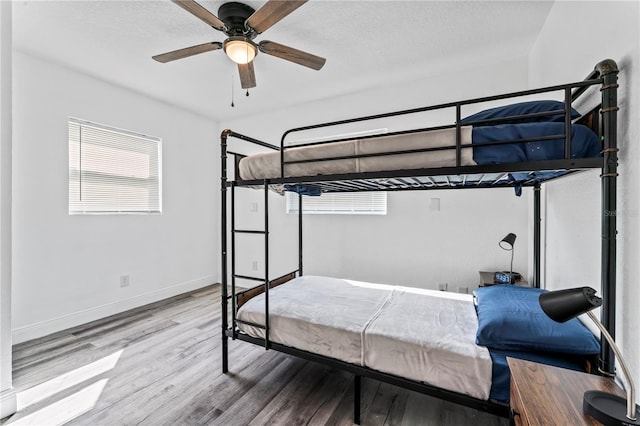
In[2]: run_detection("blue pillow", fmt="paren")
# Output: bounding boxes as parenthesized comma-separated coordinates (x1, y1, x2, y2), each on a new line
(461, 100, 580, 126)
(473, 285, 600, 355)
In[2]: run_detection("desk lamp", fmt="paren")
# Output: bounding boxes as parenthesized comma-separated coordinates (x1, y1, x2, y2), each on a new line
(496, 233, 517, 283)
(539, 287, 639, 425)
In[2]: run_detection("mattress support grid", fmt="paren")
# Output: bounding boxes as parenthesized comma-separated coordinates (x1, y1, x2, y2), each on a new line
(236, 157, 604, 190)
(356, 179, 385, 190)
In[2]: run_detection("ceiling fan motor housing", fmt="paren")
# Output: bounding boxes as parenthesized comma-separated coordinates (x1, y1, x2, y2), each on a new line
(218, 2, 256, 37)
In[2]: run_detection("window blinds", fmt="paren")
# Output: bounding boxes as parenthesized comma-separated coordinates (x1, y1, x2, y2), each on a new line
(286, 191, 386, 215)
(68, 118, 161, 214)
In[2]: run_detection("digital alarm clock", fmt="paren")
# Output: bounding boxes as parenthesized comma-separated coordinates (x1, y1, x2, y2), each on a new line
(494, 271, 522, 284)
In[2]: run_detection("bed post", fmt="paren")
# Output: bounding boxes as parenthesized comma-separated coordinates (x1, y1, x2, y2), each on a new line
(264, 180, 270, 350)
(354, 374, 361, 425)
(298, 192, 303, 276)
(533, 184, 541, 288)
(596, 59, 619, 375)
(221, 129, 231, 374)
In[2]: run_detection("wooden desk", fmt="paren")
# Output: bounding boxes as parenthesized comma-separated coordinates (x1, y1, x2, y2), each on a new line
(508, 357, 625, 425)
(479, 271, 529, 287)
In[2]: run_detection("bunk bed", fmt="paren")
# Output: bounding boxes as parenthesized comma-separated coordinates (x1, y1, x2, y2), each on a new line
(220, 59, 619, 423)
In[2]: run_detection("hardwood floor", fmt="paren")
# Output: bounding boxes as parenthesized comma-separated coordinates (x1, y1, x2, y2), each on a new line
(3, 285, 509, 426)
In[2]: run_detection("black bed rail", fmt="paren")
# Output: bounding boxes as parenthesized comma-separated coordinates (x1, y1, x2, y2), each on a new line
(233, 332, 511, 419)
(281, 78, 602, 146)
(278, 78, 604, 179)
(222, 129, 279, 151)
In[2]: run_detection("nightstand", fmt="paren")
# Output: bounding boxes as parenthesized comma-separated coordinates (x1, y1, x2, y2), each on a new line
(508, 357, 625, 425)
(479, 271, 528, 287)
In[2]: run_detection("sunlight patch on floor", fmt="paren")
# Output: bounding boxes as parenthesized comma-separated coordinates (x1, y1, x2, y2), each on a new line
(9, 379, 108, 426)
(16, 349, 122, 411)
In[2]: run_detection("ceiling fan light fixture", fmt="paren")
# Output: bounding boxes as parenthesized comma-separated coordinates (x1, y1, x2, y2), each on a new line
(224, 38, 257, 65)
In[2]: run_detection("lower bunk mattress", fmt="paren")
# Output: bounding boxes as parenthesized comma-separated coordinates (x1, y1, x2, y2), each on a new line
(238, 123, 601, 181)
(236, 275, 493, 400)
(236, 275, 599, 404)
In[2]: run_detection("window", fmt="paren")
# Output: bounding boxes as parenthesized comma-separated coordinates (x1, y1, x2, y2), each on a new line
(286, 191, 387, 215)
(68, 118, 161, 214)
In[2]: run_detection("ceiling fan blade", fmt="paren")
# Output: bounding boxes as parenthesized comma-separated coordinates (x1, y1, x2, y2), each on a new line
(246, 0, 307, 34)
(259, 40, 325, 70)
(171, 0, 227, 31)
(238, 62, 257, 89)
(152, 42, 223, 63)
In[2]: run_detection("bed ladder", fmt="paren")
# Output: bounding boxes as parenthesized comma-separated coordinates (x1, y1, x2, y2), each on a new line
(230, 182, 271, 349)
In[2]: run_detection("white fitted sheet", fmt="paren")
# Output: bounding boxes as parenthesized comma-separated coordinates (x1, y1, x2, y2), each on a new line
(236, 275, 492, 399)
(363, 286, 492, 399)
(236, 275, 393, 364)
(238, 127, 475, 180)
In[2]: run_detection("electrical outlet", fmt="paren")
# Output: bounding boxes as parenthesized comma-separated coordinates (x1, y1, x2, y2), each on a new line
(251, 261, 258, 271)
(120, 275, 130, 287)
(458, 286, 469, 294)
(250, 202, 258, 213)
(438, 283, 448, 292)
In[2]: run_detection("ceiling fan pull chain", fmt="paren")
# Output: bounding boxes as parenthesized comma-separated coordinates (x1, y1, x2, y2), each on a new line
(231, 73, 235, 107)
(246, 90, 250, 97)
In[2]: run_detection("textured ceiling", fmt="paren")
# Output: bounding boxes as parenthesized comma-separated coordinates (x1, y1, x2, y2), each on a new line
(12, 1, 554, 121)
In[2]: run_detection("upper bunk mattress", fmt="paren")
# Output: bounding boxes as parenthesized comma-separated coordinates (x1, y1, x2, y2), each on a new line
(238, 123, 600, 181)
(239, 127, 474, 180)
(236, 275, 492, 400)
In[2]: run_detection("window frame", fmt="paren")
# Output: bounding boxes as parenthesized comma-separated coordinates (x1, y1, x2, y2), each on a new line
(285, 191, 387, 215)
(68, 117, 162, 215)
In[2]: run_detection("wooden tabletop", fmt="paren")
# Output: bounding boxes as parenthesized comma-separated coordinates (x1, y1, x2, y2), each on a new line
(508, 357, 625, 425)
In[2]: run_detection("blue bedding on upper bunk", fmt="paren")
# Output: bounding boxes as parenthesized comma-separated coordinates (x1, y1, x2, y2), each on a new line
(471, 122, 601, 165)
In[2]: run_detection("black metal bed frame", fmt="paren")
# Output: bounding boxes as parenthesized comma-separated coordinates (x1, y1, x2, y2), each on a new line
(220, 59, 619, 423)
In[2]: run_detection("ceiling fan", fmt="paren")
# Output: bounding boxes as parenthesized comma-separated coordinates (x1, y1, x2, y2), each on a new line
(153, 0, 326, 89)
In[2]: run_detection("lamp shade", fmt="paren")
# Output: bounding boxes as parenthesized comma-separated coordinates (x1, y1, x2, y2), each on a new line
(539, 287, 602, 323)
(499, 233, 517, 250)
(224, 38, 257, 64)
(539, 286, 639, 424)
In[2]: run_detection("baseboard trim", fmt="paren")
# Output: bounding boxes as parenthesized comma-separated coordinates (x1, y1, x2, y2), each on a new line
(12, 275, 215, 345)
(0, 388, 17, 420)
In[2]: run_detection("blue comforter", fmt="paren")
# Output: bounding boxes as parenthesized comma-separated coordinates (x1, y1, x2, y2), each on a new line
(472, 122, 601, 165)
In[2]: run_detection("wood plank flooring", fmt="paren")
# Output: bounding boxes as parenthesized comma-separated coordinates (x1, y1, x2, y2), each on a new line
(3, 285, 509, 426)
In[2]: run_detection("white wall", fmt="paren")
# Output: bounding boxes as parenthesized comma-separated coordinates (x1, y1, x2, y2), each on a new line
(223, 57, 533, 291)
(0, 0, 17, 419)
(530, 0, 639, 403)
(11, 51, 219, 343)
